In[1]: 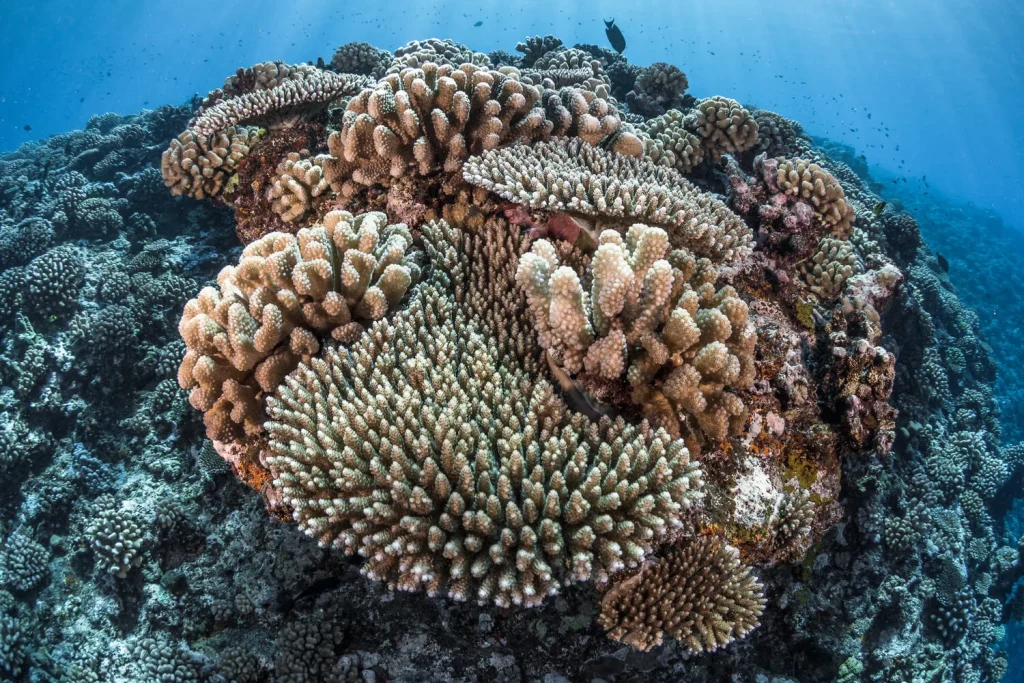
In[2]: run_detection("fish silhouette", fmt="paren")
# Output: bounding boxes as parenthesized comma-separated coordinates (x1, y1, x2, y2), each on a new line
(605, 18, 625, 53)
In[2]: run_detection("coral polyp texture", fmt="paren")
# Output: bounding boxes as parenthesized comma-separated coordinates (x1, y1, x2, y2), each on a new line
(1, 30, 1019, 683)
(463, 138, 753, 263)
(517, 224, 756, 446)
(598, 536, 766, 652)
(322, 62, 621, 197)
(190, 63, 370, 136)
(177, 210, 420, 441)
(265, 221, 704, 607)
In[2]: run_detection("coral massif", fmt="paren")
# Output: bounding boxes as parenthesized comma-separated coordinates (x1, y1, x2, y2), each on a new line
(0, 33, 1020, 683)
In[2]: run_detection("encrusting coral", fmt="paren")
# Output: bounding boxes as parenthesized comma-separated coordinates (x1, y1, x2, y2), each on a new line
(464, 137, 752, 263)
(598, 535, 766, 653)
(177, 210, 420, 441)
(517, 224, 756, 446)
(265, 220, 704, 607)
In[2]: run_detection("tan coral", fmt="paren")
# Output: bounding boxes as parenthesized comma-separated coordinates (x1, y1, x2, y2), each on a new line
(177, 210, 420, 441)
(264, 219, 705, 608)
(800, 237, 862, 299)
(323, 63, 621, 196)
(776, 158, 856, 238)
(517, 224, 756, 447)
(638, 109, 705, 173)
(688, 96, 759, 161)
(464, 137, 752, 263)
(161, 127, 263, 200)
(266, 151, 332, 223)
(599, 535, 765, 652)
(190, 66, 371, 137)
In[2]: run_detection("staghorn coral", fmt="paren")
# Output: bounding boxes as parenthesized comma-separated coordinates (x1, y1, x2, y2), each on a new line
(638, 109, 705, 173)
(178, 210, 420, 441)
(190, 66, 370, 137)
(323, 62, 620, 195)
(517, 225, 756, 446)
(688, 96, 759, 161)
(264, 220, 704, 607)
(330, 42, 392, 79)
(800, 237, 863, 299)
(266, 151, 331, 222)
(464, 137, 752, 263)
(161, 126, 263, 200)
(775, 157, 856, 238)
(598, 535, 765, 652)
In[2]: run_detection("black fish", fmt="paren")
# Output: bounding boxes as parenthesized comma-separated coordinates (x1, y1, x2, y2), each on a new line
(936, 252, 949, 273)
(605, 18, 625, 53)
(23, 124, 31, 131)
(473, 20, 483, 26)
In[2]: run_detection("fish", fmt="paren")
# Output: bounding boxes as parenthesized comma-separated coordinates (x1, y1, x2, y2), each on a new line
(473, 20, 483, 26)
(936, 252, 949, 273)
(23, 125, 31, 131)
(604, 18, 626, 53)
(872, 201, 887, 216)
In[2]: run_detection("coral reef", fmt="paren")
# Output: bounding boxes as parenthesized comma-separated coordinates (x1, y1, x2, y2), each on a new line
(0, 30, 1019, 683)
(598, 536, 765, 652)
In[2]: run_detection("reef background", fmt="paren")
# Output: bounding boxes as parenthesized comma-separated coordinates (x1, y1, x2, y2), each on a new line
(0, 3, 1023, 682)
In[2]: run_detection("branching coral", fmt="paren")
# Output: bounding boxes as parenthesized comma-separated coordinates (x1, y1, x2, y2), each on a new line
(190, 66, 370, 137)
(463, 137, 752, 263)
(515, 35, 564, 67)
(387, 38, 489, 73)
(688, 96, 759, 161)
(800, 237, 863, 299)
(323, 62, 621, 195)
(598, 535, 765, 652)
(775, 157, 856, 238)
(177, 210, 420, 441)
(638, 109, 704, 173)
(266, 151, 331, 222)
(161, 127, 264, 200)
(517, 224, 756, 445)
(330, 42, 392, 79)
(264, 220, 704, 607)
(85, 495, 148, 578)
(626, 62, 689, 118)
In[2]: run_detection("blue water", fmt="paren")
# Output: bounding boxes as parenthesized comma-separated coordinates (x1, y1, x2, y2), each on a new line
(3, 0, 1023, 233)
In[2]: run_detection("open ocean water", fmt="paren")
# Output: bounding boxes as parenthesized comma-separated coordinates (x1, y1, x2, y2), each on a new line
(0, 1, 1021, 681)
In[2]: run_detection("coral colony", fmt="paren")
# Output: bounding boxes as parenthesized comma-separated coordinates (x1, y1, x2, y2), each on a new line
(0, 35, 1020, 682)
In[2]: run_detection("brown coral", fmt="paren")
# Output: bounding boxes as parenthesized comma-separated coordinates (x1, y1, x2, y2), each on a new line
(177, 210, 420, 441)
(599, 535, 765, 652)
(161, 127, 264, 201)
